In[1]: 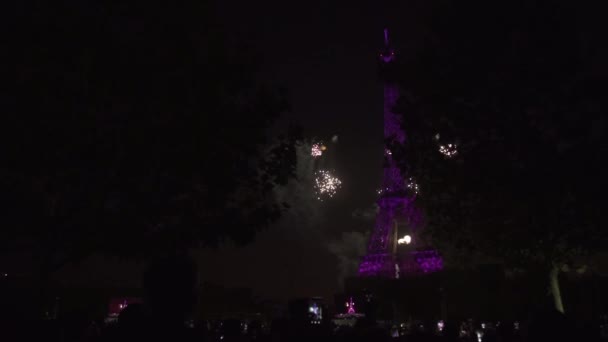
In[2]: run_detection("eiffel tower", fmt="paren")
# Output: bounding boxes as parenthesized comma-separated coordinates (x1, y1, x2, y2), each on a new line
(358, 29, 443, 278)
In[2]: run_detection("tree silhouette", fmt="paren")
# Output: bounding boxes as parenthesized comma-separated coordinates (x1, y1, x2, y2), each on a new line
(392, 0, 608, 313)
(3, 2, 296, 283)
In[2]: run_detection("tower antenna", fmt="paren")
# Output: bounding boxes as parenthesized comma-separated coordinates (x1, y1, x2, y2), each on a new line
(384, 28, 389, 47)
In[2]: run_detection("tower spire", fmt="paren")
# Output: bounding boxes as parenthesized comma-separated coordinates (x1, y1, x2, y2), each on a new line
(384, 28, 389, 47)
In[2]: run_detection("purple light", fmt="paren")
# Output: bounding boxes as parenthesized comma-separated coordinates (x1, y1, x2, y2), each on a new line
(380, 29, 396, 63)
(384, 28, 389, 47)
(383, 85, 405, 143)
(358, 253, 395, 277)
(358, 30, 442, 278)
(346, 297, 356, 314)
(413, 250, 444, 273)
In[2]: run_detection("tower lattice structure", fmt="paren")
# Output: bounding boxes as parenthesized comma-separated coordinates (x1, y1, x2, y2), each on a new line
(358, 29, 443, 278)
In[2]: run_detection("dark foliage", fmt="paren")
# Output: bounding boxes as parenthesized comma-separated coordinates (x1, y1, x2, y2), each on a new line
(3, 1, 296, 272)
(392, 0, 608, 269)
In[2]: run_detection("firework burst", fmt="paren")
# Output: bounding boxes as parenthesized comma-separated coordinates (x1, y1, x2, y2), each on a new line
(314, 169, 342, 200)
(311, 144, 322, 157)
(438, 143, 458, 158)
(311, 142, 327, 157)
(406, 177, 420, 195)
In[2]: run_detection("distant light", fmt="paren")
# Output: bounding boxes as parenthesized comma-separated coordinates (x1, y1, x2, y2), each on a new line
(345, 297, 356, 314)
(391, 328, 400, 338)
(437, 320, 445, 332)
(398, 235, 412, 245)
(331, 135, 338, 143)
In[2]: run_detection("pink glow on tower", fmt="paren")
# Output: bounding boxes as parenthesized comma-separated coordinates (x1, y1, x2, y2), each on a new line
(358, 29, 442, 277)
(107, 297, 142, 316)
(346, 297, 356, 314)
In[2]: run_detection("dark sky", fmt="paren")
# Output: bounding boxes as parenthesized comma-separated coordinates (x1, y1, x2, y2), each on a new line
(224, 0, 388, 212)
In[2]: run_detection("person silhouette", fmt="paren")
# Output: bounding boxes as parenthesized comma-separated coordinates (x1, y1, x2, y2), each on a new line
(116, 254, 199, 342)
(526, 307, 574, 342)
(115, 303, 146, 341)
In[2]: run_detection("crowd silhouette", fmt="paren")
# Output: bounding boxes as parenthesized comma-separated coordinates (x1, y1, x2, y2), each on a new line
(2, 255, 605, 342)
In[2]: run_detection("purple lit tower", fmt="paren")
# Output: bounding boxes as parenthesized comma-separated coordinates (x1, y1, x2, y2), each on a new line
(358, 29, 443, 278)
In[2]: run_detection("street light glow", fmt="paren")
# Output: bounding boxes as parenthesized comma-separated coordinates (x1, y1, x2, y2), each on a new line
(398, 235, 412, 245)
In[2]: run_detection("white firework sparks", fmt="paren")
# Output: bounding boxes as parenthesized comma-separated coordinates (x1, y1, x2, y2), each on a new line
(314, 169, 342, 200)
(406, 177, 420, 195)
(377, 187, 389, 195)
(439, 143, 458, 158)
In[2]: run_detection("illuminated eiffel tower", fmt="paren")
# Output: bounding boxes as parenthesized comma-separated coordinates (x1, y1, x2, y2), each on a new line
(358, 29, 442, 278)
